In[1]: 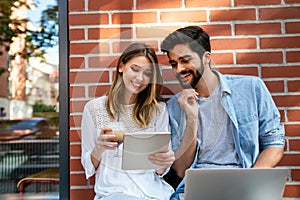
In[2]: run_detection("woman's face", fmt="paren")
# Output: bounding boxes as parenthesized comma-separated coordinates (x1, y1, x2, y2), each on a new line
(119, 55, 153, 103)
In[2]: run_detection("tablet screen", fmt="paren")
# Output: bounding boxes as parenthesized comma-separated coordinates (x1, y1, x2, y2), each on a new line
(122, 132, 170, 170)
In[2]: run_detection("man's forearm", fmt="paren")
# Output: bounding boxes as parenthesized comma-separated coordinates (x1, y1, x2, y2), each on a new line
(173, 116, 198, 177)
(252, 147, 284, 168)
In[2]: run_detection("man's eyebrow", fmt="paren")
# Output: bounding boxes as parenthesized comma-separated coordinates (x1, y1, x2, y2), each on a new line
(169, 55, 192, 64)
(179, 55, 192, 60)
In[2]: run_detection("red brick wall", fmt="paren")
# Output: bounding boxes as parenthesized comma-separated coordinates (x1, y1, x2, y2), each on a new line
(68, 0, 300, 199)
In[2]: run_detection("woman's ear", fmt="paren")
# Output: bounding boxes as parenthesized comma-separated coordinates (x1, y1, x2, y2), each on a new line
(118, 63, 124, 73)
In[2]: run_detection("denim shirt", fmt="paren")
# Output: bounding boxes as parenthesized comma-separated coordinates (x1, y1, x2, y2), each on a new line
(167, 71, 285, 197)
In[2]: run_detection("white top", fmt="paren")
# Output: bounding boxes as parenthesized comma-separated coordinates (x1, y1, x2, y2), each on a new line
(81, 96, 174, 200)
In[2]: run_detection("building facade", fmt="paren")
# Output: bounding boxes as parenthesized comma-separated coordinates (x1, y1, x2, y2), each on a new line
(67, 0, 300, 199)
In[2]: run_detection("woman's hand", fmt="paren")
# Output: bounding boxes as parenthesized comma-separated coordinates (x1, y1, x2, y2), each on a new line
(96, 127, 118, 152)
(148, 149, 175, 175)
(91, 127, 118, 168)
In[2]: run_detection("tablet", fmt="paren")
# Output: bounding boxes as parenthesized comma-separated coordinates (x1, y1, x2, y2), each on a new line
(122, 132, 170, 170)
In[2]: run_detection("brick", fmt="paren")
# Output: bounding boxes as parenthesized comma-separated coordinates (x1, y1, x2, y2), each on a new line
(211, 53, 234, 65)
(290, 139, 300, 151)
(137, 0, 182, 9)
(70, 57, 85, 69)
(260, 7, 300, 20)
(279, 110, 286, 122)
(69, 14, 109, 26)
(89, 85, 111, 98)
(288, 110, 300, 121)
(283, 185, 300, 198)
(158, 54, 171, 66)
(70, 115, 82, 128)
(70, 173, 88, 186)
(278, 154, 300, 166)
(162, 68, 177, 82)
(235, 0, 281, 6)
(69, 0, 85, 11)
(70, 130, 81, 143)
(217, 67, 258, 76)
(235, 23, 281, 35)
(88, 0, 133, 10)
(211, 38, 256, 50)
(88, 56, 119, 69)
(88, 27, 132, 40)
(161, 83, 181, 95)
(70, 86, 85, 98)
(70, 71, 109, 84)
(285, 124, 300, 137)
(186, 0, 231, 7)
(287, 51, 300, 63)
(273, 95, 300, 107)
(292, 169, 300, 181)
(70, 158, 84, 171)
(112, 12, 157, 24)
(70, 189, 95, 200)
(210, 9, 256, 21)
(69, 29, 85, 41)
(261, 36, 300, 49)
(262, 66, 300, 78)
(70, 42, 110, 55)
(264, 80, 284, 93)
(112, 41, 158, 54)
(161, 10, 207, 23)
(70, 144, 81, 157)
(285, 0, 300, 3)
(236, 52, 282, 64)
(285, 22, 300, 34)
(70, 100, 88, 113)
(200, 24, 232, 36)
(288, 80, 300, 92)
(136, 26, 180, 39)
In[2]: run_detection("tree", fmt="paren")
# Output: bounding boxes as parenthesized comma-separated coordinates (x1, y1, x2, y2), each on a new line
(0, 0, 58, 100)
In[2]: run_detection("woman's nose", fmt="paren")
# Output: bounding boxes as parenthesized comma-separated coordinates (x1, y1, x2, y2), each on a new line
(136, 72, 144, 81)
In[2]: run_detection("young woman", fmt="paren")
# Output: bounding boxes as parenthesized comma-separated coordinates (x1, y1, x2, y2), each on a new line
(81, 43, 175, 200)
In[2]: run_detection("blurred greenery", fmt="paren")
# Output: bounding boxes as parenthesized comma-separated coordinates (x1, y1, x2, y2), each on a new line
(0, 0, 58, 67)
(32, 101, 58, 128)
(32, 101, 56, 112)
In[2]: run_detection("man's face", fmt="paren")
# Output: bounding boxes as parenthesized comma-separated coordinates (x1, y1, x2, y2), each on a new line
(167, 44, 203, 89)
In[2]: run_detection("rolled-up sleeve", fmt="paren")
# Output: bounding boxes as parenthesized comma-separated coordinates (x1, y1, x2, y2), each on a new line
(81, 104, 97, 179)
(256, 78, 285, 149)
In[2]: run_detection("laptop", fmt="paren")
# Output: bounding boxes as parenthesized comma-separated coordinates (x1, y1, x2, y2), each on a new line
(183, 168, 288, 200)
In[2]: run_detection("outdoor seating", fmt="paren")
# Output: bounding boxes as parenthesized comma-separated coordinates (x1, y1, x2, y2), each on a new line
(17, 168, 59, 199)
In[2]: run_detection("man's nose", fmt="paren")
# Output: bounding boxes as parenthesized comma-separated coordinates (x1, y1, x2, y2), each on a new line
(176, 63, 185, 73)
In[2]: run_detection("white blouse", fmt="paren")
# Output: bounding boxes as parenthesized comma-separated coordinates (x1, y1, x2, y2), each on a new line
(81, 96, 174, 200)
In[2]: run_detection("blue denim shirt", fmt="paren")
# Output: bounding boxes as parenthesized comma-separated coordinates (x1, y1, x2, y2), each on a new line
(167, 71, 285, 199)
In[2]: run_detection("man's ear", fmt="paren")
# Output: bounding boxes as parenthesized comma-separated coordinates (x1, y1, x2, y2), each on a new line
(203, 52, 211, 64)
(204, 52, 211, 61)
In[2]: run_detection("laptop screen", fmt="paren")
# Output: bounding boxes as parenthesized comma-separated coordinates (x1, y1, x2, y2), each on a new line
(184, 168, 288, 200)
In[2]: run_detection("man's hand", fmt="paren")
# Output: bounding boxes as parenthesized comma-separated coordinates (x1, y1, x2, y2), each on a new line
(177, 89, 199, 118)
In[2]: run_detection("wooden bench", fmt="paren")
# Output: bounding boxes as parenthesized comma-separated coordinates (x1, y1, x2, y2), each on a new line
(17, 168, 59, 198)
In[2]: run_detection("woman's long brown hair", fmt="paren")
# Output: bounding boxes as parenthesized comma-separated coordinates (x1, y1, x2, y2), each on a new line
(105, 43, 163, 127)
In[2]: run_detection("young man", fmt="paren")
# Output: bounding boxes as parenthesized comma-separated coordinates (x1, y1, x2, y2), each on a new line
(161, 26, 285, 199)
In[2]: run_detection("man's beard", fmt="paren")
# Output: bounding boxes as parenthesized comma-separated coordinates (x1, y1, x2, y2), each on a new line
(176, 65, 204, 89)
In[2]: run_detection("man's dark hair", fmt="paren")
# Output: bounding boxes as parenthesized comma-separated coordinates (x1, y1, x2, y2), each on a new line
(161, 26, 211, 58)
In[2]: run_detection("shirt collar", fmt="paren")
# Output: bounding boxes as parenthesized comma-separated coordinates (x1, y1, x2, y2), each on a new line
(212, 70, 232, 95)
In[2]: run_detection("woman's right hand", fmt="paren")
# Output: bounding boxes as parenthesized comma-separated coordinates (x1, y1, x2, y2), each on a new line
(96, 127, 118, 152)
(91, 127, 118, 168)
